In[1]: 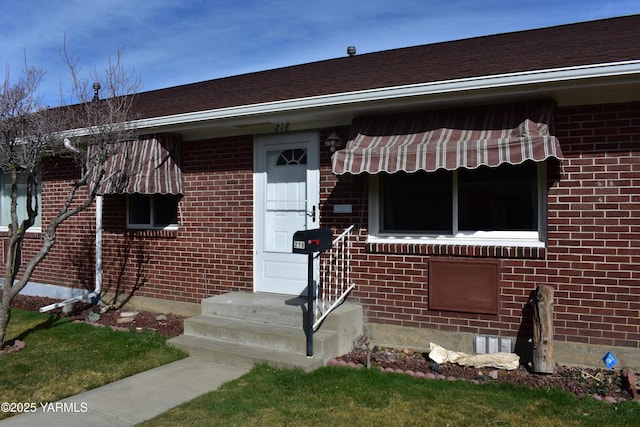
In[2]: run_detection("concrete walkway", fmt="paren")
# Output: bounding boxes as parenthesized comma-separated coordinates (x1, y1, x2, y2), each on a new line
(0, 357, 249, 427)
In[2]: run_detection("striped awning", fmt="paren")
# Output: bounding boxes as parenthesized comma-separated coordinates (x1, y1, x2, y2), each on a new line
(98, 134, 183, 195)
(332, 100, 562, 175)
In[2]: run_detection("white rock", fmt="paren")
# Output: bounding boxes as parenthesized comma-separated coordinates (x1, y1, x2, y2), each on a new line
(428, 343, 467, 364)
(456, 353, 520, 371)
(428, 342, 520, 371)
(119, 311, 139, 318)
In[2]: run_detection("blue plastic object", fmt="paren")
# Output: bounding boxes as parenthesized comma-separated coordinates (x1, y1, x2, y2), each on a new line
(602, 352, 617, 369)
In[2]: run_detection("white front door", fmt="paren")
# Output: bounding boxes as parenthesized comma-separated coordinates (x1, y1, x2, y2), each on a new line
(254, 132, 320, 295)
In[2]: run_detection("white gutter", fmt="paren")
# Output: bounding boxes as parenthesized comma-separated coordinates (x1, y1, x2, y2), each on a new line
(57, 60, 640, 139)
(130, 60, 640, 130)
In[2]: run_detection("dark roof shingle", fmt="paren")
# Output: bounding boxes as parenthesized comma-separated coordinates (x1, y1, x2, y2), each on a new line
(133, 15, 640, 119)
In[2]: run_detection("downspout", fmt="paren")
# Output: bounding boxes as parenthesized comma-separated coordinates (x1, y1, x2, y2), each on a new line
(39, 141, 103, 312)
(63, 137, 79, 153)
(94, 195, 103, 300)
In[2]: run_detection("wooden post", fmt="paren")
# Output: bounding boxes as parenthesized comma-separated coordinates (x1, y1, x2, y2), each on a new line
(532, 285, 555, 374)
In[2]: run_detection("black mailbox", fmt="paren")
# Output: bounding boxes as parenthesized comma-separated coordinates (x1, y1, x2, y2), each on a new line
(292, 227, 333, 358)
(292, 228, 332, 254)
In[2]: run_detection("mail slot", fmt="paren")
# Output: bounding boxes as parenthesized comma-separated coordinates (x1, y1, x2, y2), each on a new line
(292, 228, 332, 254)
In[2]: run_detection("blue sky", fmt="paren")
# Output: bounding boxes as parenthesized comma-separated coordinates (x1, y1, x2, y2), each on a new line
(1, 0, 639, 107)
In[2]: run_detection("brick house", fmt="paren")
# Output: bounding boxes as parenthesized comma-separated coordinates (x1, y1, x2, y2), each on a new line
(13, 15, 640, 368)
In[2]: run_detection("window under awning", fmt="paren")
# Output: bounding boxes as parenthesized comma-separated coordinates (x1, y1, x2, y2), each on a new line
(98, 134, 183, 195)
(331, 100, 563, 175)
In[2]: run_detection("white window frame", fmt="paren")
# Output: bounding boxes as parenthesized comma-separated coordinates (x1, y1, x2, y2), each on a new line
(126, 194, 179, 231)
(0, 173, 42, 233)
(368, 162, 547, 248)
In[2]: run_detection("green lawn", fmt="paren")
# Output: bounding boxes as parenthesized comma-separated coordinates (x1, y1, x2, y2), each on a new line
(2, 309, 639, 426)
(141, 364, 640, 427)
(0, 309, 186, 419)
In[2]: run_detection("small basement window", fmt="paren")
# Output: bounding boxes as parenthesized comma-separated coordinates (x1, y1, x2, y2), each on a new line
(127, 194, 179, 230)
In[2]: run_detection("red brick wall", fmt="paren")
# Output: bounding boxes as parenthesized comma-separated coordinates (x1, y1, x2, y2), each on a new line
(320, 102, 640, 349)
(27, 136, 255, 305)
(21, 157, 97, 291)
(548, 102, 640, 348)
(20, 101, 640, 350)
(105, 135, 256, 304)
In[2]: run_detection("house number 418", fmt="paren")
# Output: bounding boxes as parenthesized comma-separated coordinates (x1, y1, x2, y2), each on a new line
(274, 122, 290, 132)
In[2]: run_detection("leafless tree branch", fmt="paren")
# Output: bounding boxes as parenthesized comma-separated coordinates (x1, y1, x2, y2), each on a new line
(0, 44, 139, 344)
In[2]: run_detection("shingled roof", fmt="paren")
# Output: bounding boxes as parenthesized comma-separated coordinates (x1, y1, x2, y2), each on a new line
(132, 15, 640, 120)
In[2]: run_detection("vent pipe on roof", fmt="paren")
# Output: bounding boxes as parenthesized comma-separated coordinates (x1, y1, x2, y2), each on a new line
(347, 46, 356, 56)
(92, 82, 101, 102)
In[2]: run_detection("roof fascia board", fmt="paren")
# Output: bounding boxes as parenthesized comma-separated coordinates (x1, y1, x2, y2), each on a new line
(68, 60, 640, 136)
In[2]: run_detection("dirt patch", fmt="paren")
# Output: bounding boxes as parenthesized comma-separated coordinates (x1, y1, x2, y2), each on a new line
(334, 346, 639, 404)
(11, 294, 185, 338)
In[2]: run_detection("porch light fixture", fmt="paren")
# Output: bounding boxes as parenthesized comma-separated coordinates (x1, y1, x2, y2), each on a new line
(324, 132, 343, 152)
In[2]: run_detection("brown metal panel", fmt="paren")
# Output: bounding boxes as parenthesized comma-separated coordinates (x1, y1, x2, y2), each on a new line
(429, 257, 500, 315)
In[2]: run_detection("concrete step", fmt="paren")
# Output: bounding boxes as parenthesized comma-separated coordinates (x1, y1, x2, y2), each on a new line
(200, 292, 307, 328)
(313, 302, 363, 357)
(167, 334, 324, 371)
(183, 314, 337, 355)
(170, 291, 364, 372)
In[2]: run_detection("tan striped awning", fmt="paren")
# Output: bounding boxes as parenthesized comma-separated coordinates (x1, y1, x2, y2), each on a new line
(332, 100, 562, 175)
(98, 134, 183, 195)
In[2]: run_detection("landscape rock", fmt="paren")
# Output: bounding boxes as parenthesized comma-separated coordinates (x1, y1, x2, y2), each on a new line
(120, 311, 139, 318)
(428, 343, 467, 364)
(85, 312, 101, 323)
(429, 343, 519, 370)
(353, 335, 368, 351)
(372, 350, 399, 363)
(622, 368, 639, 401)
(457, 353, 520, 371)
(0, 340, 26, 354)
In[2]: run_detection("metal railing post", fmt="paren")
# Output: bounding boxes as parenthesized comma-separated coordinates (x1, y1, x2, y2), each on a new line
(306, 252, 314, 357)
(313, 225, 356, 331)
